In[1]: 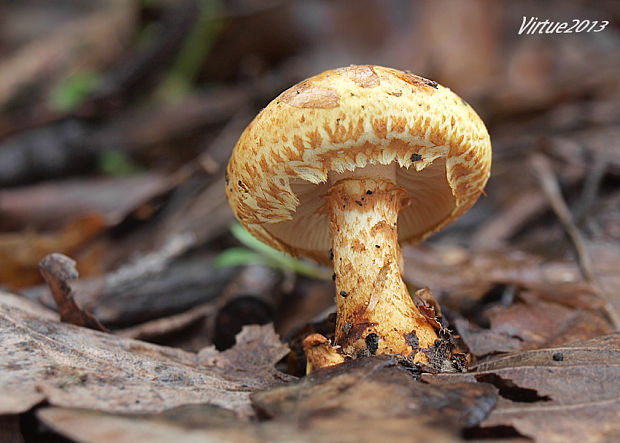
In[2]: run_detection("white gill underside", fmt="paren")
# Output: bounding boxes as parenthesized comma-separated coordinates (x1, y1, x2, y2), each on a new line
(264, 160, 456, 253)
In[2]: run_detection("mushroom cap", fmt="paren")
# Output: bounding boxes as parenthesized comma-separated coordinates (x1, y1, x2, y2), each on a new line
(226, 65, 492, 265)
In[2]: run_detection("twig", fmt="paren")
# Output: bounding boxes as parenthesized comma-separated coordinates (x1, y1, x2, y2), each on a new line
(39, 253, 108, 332)
(574, 151, 608, 224)
(105, 232, 197, 288)
(472, 190, 547, 247)
(117, 303, 215, 340)
(531, 153, 620, 330)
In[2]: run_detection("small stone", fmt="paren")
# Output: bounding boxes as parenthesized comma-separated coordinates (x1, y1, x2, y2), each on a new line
(365, 333, 379, 355)
(342, 322, 352, 335)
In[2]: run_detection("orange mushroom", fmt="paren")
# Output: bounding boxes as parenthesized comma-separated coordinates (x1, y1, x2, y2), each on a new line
(226, 65, 491, 370)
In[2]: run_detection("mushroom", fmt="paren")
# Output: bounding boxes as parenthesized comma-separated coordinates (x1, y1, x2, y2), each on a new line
(226, 65, 491, 368)
(303, 333, 345, 374)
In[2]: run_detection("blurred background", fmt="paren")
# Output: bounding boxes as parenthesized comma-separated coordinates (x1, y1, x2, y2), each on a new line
(1, 0, 619, 368)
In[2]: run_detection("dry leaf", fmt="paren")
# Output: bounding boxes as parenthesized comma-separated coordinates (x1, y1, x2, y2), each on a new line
(0, 173, 171, 231)
(0, 292, 289, 417)
(0, 213, 106, 288)
(454, 318, 523, 357)
(36, 404, 455, 443)
(403, 245, 600, 309)
(37, 405, 257, 443)
(253, 356, 497, 430)
(198, 324, 294, 390)
(35, 356, 496, 443)
(456, 292, 612, 357)
(424, 334, 620, 441)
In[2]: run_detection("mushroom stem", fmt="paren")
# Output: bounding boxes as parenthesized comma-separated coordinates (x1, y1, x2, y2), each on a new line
(326, 178, 438, 361)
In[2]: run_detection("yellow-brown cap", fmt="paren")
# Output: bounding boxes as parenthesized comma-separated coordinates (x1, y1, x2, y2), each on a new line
(226, 65, 491, 265)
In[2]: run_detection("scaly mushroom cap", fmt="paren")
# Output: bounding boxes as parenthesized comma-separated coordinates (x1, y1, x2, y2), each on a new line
(226, 65, 491, 265)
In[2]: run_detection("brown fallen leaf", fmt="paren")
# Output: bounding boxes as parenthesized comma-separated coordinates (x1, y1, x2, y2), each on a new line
(0, 213, 106, 289)
(39, 253, 108, 332)
(402, 244, 602, 311)
(37, 405, 257, 443)
(35, 356, 496, 442)
(0, 173, 171, 231)
(198, 324, 294, 390)
(253, 356, 497, 429)
(36, 403, 456, 443)
(424, 334, 620, 442)
(0, 292, 289, 417)
(455, 291, 612, 357)
(454, 318, 523, 357)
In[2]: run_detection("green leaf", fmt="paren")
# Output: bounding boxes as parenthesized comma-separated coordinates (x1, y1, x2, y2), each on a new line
(214, 248, 268, 268)
(49, 71, 101, 112)
(229, 223, 280, 258)
(217, 223, 332, 280)
(98, 151, 142, 177)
